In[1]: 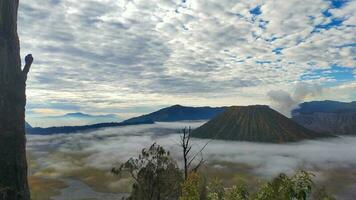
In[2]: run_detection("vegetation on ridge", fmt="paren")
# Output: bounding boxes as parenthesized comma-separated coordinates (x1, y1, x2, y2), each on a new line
(112, 142, 335, 200)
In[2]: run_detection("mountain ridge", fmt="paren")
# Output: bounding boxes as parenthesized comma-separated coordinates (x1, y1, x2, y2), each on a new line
(26, 120, 154, 135)
(123, 105, 227, 123)
(292, 100, 356, 115)
(59, 112, 119, 118)
(25, 105, 226, 134)
(29, 112, 121, 127)
(292, 101, 356, 135)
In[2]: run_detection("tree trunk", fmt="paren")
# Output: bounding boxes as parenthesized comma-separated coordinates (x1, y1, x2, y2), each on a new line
(0, 0, 31, 199)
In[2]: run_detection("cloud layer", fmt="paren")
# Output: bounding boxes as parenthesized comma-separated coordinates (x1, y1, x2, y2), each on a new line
(18, 0, 355, 121)
(28, 121, 356, 178)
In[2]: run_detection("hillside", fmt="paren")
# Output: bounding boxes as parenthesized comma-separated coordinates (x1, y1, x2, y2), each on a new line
(25, 105, 225, 134)
(292, 100, 356, 114)
(123, 105, 226, 123)
(30, 112, 121, 127)
(26, 120, 154, 135)
(192, 105, 331, 143)
(292, 101, 356, 135)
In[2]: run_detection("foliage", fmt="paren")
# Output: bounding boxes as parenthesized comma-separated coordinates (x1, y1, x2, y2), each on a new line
(207, 192, 219, 200)
(254, 171, 314, 200)
(112, 143, 335, 200)
(180, 172, 202, 200)
(292, 171, 314, 199)
(112, 143, 183, 200)
(207, 178, 224, 200)
(181, 171, 335, 200)
(224, 185, 249, 200)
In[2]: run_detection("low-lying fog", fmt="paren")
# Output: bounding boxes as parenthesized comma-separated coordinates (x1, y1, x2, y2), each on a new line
(28, 121, 356, 178)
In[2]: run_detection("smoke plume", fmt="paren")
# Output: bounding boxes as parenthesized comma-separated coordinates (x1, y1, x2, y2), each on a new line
(267, 83, 322, 116)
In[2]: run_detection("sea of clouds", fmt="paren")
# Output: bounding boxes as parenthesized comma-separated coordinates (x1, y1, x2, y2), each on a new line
(27, 121, 356, 177)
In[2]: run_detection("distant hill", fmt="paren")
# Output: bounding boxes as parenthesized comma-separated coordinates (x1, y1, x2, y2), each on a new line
(292, 101, 356, 135)
(292, 101, 356, 114)
(37, 112, 121, 126)
(27, 112, 120, 127)
(61, 112, 119, 119)
(26, 120, 154, 135)
(123, 105, 226, 123)
(192, 105, 331, 143)
(26, 105, 225, 135)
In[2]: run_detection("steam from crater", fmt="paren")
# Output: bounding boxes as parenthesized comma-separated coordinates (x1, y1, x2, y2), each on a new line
(267, 83, 322, 116)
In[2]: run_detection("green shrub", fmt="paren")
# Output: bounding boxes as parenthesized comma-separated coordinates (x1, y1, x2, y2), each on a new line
(180, 172, 202, 200)
(112, 143, 183, 200)
(225, 185, 249, 200)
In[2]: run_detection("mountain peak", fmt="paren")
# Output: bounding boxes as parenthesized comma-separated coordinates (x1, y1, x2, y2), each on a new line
(192, 105, 332, 143)
(62, 112, 118, 118)
(123, 105, 226, 123)
(64, 112, 91, 117)
(230, 105, 270, 109)
(169, 104, 184, 109)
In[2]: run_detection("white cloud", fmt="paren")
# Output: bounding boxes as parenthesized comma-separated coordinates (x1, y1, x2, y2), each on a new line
(18, 0, 355, 122)
(28, 121, 356, 178)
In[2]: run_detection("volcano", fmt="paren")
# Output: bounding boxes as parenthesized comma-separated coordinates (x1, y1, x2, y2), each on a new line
(192, 105, 332, 143)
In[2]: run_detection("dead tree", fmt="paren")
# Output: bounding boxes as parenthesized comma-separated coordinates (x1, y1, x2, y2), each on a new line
(0, 0, 32, 199)
(179, 127, 208, 180)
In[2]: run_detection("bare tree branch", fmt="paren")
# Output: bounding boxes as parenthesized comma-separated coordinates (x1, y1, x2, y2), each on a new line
(179, 126, 210, 180)
(22, 54, 33, 75)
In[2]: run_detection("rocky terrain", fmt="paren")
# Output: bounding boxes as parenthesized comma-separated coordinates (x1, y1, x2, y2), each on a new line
(192, 105, 331, 143)
(292, 101, 356, 135)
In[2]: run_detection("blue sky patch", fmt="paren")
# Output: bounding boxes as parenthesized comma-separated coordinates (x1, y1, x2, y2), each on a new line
(312, 17, 345, 33)
(273, 47, 284, 55)
(314, 0, 349, 32)
(328, 0, 349, 8)
(315, 18, 344, 30)
(322, 9, 333, 17)
(256, 60, 272, 64)
(335, 43, 356, 48)
(250, 6, 262, 16)
(301, 65, 355, 83)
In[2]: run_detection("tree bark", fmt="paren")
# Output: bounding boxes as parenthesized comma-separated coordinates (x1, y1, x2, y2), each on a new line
(0, 0, 31, 199)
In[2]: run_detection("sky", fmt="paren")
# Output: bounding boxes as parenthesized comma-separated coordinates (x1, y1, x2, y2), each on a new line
(17, 0, 355, 126)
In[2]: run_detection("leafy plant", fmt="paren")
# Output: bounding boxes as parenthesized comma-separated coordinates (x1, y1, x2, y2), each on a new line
(112, 142, 335, 200)
(225, 185, 249, 200)
(254, 171, 314, 200)
(180, 172, 202, 200)
(207, 178, 224, 200)
(112, 143, 183, 200)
